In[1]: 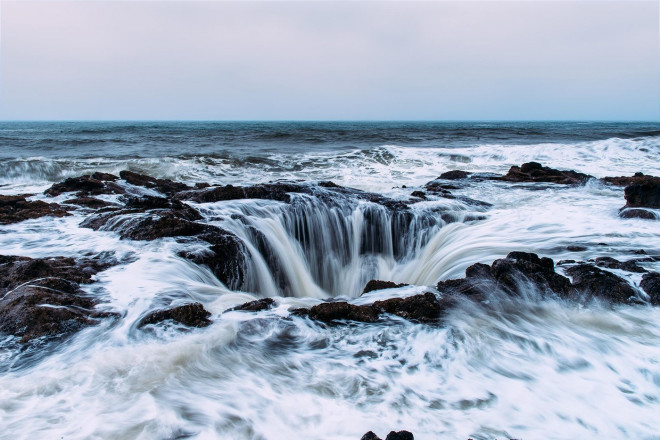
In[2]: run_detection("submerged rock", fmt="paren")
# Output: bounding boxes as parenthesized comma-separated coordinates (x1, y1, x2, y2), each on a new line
(0, 195, 70, 224)
(362, 280, 409, 294)
(438, 170, 471, 180)
(119, 170, 192, 195)
(594, 256, 646, 273)
(500, 162, 592, 185)
(138, 303, 212, 328)
(619, 208, 658, 220)
(0, 255, 118, 342)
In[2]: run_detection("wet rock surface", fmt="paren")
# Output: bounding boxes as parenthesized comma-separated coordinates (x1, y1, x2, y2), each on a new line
(138, 303, 212, 328)
(500, 161, 592, 185)
(601, 172, 653, 187)
(619, 208, 658, 220)
(565, 264, 637, 304)
(438, 170, 471, 180)
(640, 272, 660, 305)
(292, 292, 452, 324)
(228, 298, 276, 312)
(0, 195, 71, 224)
(594, 256, 647, 273)
(119, 170, 192, 195)
(360, 431, 414, 440)
(622, 176, 660, 209)
(45, 172, 124, 197)
(362, 280, 409, 294)
(0, 255, 118, 342)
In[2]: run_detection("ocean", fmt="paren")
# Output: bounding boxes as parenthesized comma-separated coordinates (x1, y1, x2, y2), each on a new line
(1, 121, 659, 440)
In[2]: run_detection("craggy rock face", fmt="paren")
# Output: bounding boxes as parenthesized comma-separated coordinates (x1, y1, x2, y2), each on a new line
(500, 161, 593, 185)
(0, 255, 118, 343)
(623, 177, 660, 209)
(640, 272, 660, 305)
(119, 170, 192, 195)
(362, 280, 409, 294)
(601, 172, 651, 187)
(137, 303, 212, 328)
(565, 264, 638, 304)
(0, 195, 71, 224)
(44, 173, 124, 197)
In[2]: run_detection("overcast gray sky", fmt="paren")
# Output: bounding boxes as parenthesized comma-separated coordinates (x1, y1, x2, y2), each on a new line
(1, 1, 658, 120)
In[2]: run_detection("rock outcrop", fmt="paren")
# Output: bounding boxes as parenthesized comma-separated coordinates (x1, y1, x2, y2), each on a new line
(138, 303, 212, 328)
(0, 195, 70, 224)
(500, 162, 592, 185)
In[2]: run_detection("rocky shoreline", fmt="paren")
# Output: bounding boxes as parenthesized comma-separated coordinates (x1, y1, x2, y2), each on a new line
(0, 164, 658, 345)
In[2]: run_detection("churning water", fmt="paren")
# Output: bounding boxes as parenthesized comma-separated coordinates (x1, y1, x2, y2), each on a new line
(1, 122, 659, 440)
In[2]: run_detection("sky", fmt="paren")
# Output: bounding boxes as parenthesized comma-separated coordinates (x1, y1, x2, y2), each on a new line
(1, 0, 658, 121)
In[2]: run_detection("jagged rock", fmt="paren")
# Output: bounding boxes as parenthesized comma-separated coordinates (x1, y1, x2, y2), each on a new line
(640, 272, 660, 305)
(0, 195, 71, 224)
(602, 172, 655, 187)
(410, 191, 426, 200)
(62, 197, 118, 209)
(500, 162, 592, 185)
(44, 173, 124, 197)
(362, 280, 409, 294)
(295, 293, 451, 324)
(138, 303, 211, 328)
(595, 257, 646, 273)
(360, 432, 382, 440)
(306, 302, 380, 323)
(385, 431, 414, 440)
(119, 170, 192, 195)
(0, 255, 118, 342)
(178, 228, 249, 289)
(619, 208, 658, 220)
(438, 170, 471, 180)
(228, 298, 276, 312)
(623, 177, 660, 209)
(565, 264, 637, 303)
(372, 292, 450, 323)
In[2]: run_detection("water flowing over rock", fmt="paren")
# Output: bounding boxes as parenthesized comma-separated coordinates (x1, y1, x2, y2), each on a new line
(119, 170, 192, 195)
(594, 256, 647, 273)
(137, 303, 212, 328)
(362, 280, 409, 294)
(640, 272, 660, 305)
(44, 172, 124, 197)
(0, 195, 71, 224)
(293, 292, 453, 324)
(228, 298, 276, 312)
(0, 255, 118, 342)
(565, 264, 638, 304)
(500, 162, 593, 184)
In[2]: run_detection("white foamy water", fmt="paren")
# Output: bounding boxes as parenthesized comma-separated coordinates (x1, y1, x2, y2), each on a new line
(1, 129, 660, 440)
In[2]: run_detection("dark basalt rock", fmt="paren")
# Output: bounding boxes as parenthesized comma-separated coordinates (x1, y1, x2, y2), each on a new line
(360, 431, 382, 440)
(595, 257, 646, 273)
(178, 228, 249, 290)
(640, 272, 660, 305)
(565, 264, 637, 304)
(623, 177, 660, 209)
(306, 302, 380, 323)
(438, 170, 471, 180)
(62, 197, 118, 209)
(119, 170, 192, 195)
(45, 173, 124, 197)
(362, 280, 409, 294)
(602, 172, 654, 187)
(0, 195, 71, 224)
(228, 298, 276, 312)
(619, 208, 658, 220)
(385, 431, 414, 440)
(500, 161, 592, 185)
(372, 292, 450, 323)
(409, 191, 426, 200)
(0, 255, 118, 342)
(295, 292, 451, 324)
(138, 303, 212, 328)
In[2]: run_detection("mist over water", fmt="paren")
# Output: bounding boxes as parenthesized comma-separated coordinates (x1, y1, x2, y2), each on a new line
(1, 122, 660, 440)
